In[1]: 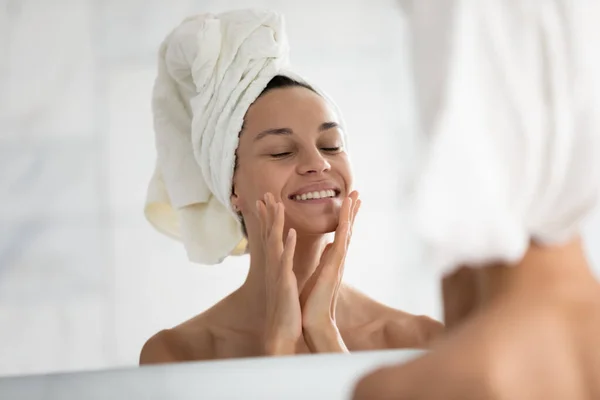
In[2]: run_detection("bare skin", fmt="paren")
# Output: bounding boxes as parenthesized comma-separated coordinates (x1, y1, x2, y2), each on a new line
(140, 83, 444, 365)
(139, 285, 442, 363)
(352, 237, 600, 399)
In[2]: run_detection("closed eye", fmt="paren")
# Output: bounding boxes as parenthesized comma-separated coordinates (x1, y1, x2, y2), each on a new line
(270, 152, 292, 158)
(322, 147, 341, 152)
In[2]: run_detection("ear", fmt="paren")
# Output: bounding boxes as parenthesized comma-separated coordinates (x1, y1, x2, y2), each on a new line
(230, 186, 240, 212)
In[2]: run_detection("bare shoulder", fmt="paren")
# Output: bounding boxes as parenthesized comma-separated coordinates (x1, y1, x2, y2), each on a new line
(139, 313, 216, 365)
(382, 309, 445, 349)
(340, 285, 444, 349)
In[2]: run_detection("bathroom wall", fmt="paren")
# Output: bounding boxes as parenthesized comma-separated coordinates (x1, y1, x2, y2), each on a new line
(1, 0, 599, 376)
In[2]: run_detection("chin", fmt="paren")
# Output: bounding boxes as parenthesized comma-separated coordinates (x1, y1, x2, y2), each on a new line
(289, 215, 339, 236)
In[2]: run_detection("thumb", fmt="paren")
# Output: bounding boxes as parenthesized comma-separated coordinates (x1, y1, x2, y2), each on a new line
(320, 243, 334, 264)
(319, 242, 342, 279)
(299, 243, 333, 304)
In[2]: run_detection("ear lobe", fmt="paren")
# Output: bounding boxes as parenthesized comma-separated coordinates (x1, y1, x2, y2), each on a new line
(230, 188, 240, 212)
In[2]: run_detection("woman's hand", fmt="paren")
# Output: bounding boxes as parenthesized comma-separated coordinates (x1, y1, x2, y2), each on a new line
(257, 193, 302, 356)
(299, 191, 361, 353)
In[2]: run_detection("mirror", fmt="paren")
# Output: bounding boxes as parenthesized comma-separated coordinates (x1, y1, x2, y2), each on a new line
(0, 0, 441, 378)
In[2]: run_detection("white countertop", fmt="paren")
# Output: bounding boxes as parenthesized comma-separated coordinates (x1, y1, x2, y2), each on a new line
(0, 349, 423, 399)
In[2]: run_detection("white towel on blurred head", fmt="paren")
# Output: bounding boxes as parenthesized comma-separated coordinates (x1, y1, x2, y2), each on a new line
(405, 0, 600, 276)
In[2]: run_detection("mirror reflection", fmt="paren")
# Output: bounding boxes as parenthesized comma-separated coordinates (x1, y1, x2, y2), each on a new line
(0, 0, 441, 377)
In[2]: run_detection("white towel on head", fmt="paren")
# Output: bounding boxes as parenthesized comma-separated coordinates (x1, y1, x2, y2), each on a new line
(403, 0, 600, 276)
(145, 9, 344, 265)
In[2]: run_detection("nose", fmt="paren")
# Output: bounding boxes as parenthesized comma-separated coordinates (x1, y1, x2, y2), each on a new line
(297, 149, 331, 175)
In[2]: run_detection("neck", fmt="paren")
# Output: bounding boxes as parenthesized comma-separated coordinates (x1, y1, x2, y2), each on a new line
(238, 230, 330, 326)
(442, 237, 597, 330)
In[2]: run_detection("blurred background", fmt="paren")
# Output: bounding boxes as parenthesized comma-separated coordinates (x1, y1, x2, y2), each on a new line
(1, 0, 599, 377)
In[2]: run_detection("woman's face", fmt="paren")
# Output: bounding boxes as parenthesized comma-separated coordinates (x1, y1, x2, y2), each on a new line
(231, 85, 352, 235)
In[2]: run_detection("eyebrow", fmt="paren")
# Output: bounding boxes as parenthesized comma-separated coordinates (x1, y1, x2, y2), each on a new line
(254, 122, 340, 142)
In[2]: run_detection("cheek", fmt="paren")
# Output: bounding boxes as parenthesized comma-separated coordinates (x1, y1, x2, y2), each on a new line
(255, 169, 289, 201)
(236, 165, 289, 208)
(335, 157, 354, 187)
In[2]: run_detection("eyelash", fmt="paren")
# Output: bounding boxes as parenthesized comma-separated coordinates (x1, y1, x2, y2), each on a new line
(270, 147, 341, 158)
(271, 152, 292, 158)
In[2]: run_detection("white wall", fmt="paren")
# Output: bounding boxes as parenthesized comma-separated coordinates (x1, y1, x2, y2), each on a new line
(0, 0, 598, 377)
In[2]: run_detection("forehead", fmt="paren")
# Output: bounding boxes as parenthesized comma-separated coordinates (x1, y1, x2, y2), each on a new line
(243, 86, 339, 133)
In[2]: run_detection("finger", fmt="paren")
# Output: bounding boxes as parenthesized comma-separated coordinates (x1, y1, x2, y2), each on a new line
(347, 198, 361, 247)
(331, 196, 352, 260)
(352, 199, 361, 222)
(264, 193, 274, 237)
(328, 197, 355, 281)
(347, 191, 359, 221)
(316, 243, 334, 274)
(300, 242, 333, 308)
(337, 196, 352, 236)
(269, 202, 285, 254)
(256, 200, 267, 240)
(317, 197, 350, 282)
(310, 243, 333, 281)
(349, 191, 360, 220)
(319, 240, 343, 282)
(273, 201, 285, 236)
(281, 228, 296, 272)
(330, 284, 339, 319)
(330, 226, 345, 304)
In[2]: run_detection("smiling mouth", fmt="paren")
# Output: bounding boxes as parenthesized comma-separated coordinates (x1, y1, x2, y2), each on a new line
(288, 189, 341, 202)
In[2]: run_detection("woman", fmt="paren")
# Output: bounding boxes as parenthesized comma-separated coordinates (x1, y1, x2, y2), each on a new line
(139, 10, 443, 364)
(353, 1, 600, 398)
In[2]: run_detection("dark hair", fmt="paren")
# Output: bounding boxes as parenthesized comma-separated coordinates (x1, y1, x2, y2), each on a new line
(259, 75, 316, 97)
(234, 75, 316, 238)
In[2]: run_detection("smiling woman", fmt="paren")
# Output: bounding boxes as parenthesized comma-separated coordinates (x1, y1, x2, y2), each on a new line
(232, 75, 349, 238)
(139, 9, 443, 365)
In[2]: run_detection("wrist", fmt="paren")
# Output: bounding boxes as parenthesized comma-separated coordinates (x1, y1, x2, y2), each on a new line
(264, 337, 296, 356)
(303, 323, 348, 354)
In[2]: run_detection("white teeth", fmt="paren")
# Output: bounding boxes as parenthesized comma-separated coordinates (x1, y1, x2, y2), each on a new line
(293, 190, 337, 201)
